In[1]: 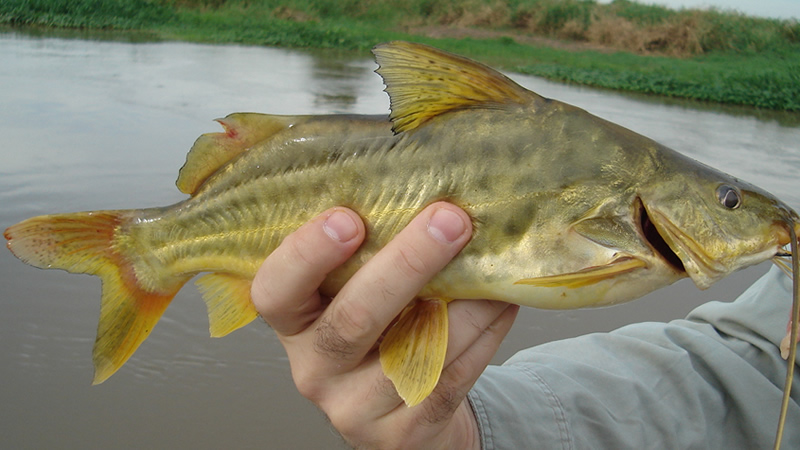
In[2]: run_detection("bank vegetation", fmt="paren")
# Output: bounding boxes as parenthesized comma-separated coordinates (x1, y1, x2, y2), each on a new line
(3, 0, 799, 110)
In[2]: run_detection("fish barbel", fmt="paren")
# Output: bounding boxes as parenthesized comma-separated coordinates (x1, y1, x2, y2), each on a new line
(5, 41, 799, 443)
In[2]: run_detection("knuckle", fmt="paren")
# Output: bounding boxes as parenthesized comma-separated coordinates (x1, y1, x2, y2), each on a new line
(325, 406, 359, 440)
(325, 404, 393, 450)
(310, 295, 386, 362)
(394, 245, 432, 280)
(370, 372, 400, 401)
(313, 316, 356, 358)
(250, 268, 297, 323)
(442, 356, 474, 390)
(418, 382, 463, 426)
(312, 306, 375, 359)
(461, 309, 483, 334)
(284, 232, 319, 272)
(292, 369, 324, 401)
(461, 301, 492, 334)
(249, 272, 272, 314)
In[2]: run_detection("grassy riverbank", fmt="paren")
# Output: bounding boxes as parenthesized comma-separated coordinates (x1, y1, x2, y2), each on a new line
(3, 0, 800, 110)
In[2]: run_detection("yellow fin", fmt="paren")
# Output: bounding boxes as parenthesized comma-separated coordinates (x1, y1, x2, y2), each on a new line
(195, 273, 258, 337)
(379, 298, 449, 407)
(515, 257, 647, 289)
(4, 211, 187, 384)
(177, 113, 305, 195)
(94, 280, 179, 384)
(372, 41, 537, 133)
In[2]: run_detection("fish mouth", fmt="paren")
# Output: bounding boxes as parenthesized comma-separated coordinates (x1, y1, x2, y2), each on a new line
(641, 202, 730, 289)
(638, 200, 685, 275)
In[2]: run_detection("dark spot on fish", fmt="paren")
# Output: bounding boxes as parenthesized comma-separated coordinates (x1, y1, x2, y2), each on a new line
(503, 219, 523, 237)
(556, 179, 569, 190)
(476, 175, 492, 191)
(311, 181, 327, 196)
(513, 176, 538, 193)
(505, 141, 527, 165)
(443, 148, 461, 165)
(519, 201, 538, 221)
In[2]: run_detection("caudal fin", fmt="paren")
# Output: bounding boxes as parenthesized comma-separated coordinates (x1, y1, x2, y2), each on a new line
(4, 211, 185, 384)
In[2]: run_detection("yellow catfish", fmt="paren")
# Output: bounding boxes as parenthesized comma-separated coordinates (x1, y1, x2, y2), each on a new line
(5, 42, 799, 439)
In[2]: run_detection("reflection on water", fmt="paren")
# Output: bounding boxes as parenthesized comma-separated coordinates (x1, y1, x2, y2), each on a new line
(308, 48, 376, 112)
(1, 30, 799, 448)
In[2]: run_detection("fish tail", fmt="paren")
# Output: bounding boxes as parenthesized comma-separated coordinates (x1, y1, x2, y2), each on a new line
(4, 211, 184, 384)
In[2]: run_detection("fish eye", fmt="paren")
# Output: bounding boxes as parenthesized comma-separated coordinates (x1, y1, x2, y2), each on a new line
(716, 185, 741, 209)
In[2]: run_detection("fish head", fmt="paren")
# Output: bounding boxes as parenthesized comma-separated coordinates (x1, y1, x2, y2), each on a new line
(639, 152, 798, 289)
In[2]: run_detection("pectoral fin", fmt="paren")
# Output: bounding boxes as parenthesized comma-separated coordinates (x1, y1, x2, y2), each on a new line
(572, 215, 643, 252)
(195, 273, 258, 337)
(379, 298, 449, 407)
(515, 257, 647, 288)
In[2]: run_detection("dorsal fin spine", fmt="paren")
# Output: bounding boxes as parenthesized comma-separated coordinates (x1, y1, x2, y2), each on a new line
(372, 41, 539, 133)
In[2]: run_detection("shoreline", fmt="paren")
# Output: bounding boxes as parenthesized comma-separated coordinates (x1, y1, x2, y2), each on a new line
(2, 0, 799, 111)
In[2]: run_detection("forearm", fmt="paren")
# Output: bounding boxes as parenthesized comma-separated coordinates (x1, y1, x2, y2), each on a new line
(469, 267, 798, 449)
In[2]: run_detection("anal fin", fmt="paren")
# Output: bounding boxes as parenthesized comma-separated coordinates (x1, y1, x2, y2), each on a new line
(196, 273, 258, 337)
(515, 257, 646, 289)
(379, 298, 449, 407)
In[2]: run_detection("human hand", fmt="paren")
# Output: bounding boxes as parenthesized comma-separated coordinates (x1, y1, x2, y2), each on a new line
(251, 202, 519, 448)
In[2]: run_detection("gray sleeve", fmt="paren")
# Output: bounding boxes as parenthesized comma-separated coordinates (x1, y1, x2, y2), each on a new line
(468, 266, 799, 449)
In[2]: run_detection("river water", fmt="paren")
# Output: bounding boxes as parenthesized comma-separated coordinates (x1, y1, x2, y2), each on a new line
(1, 31, 799, 448)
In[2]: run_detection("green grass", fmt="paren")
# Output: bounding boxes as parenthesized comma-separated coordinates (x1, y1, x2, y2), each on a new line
(158, 6, 406, 50)
(511, 45, 800, 110)
(2, 0, 799, 111)
(0, 0, 174, 29)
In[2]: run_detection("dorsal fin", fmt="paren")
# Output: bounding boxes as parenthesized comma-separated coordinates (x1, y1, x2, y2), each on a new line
(372, 41, 538, 133)
(177, 113, 302, 195)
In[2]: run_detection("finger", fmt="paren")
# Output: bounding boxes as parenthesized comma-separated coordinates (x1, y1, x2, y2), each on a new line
(251, 207, 365, 337)
(310, 202, 472, 370)
(443, 299, 516, 366)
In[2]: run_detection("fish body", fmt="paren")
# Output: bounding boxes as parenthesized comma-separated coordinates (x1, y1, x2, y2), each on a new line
(123, 96, 792, 308)
(5, 43, 799, 418)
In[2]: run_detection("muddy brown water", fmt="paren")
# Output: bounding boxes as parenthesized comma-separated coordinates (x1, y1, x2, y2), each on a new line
(1, 31, 799, 448)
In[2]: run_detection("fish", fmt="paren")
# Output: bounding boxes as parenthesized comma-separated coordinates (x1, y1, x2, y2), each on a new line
(4, 41, 799, 445)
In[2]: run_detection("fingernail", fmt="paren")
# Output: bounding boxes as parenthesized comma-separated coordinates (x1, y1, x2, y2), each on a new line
(323, 210, 359, 243)
(427, 208, 467, 244)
